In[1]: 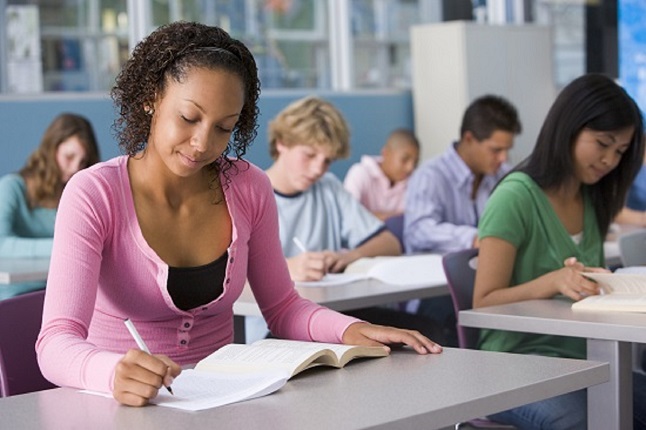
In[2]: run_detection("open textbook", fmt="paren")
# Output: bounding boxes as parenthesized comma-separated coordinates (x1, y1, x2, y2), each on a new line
(296, 254, 445, 287)
(85, 339, 387, 411)
(572, 270, 646, 312)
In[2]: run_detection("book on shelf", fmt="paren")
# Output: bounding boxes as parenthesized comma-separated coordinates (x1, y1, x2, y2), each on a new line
(84, 339, 388, 411)
(296, 253, 444, 288)
(572, 270, 646, 312)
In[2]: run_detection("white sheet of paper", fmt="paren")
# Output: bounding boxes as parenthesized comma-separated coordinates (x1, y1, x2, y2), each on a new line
(81, 368, 289, 412)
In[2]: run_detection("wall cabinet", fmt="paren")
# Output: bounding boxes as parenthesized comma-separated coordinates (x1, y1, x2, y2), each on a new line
(411, 21, 556, 164)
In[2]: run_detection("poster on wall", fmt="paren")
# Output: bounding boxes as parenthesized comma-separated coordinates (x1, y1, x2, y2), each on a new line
(619, 0, 646, 115)
(6, 5, 43, 93)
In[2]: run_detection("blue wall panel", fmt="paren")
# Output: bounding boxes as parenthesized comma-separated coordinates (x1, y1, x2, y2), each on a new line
(0, 91, 414, 180)
(619, 0, 646, 115)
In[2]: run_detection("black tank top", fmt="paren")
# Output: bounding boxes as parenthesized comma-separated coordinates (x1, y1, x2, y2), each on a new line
(167, 250, 228, 311)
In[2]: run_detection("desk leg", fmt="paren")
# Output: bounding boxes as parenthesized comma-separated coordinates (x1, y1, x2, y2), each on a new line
(587, 339, 632, 430)
(233, 315, 246, 344)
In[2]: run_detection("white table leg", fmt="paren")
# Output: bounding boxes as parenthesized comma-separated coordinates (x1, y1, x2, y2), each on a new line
(587, 339, 632, 430)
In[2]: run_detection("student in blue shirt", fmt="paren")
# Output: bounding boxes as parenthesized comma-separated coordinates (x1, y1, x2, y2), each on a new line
(404, 95, 521, 346)
(0, 113, 100, 300)
(265, 96, 401, 280)
(404, 95, 522, 255)
(261, 96, 444, 343)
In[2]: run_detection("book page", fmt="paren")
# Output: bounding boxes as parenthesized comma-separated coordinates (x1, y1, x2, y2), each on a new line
(295, 272, 368, 287)
(255, 339, 388, 368)
(367, 254, 445, 287)
(151, 369, 289, 411)
(195, 341, 337, 376)
(572, 294, 646, 313)
(581, 272, 646, 294)
(254, 339, 358, 359)
(296, 254, 445, 288)
(344, 257, 396, 275)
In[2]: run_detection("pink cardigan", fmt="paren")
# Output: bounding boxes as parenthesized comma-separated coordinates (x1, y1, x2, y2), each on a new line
(37, 156, 359, 393)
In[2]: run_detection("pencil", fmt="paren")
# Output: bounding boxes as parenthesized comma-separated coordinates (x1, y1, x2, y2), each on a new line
(292, 237, 308, 253)
(123, 318, 174, 395)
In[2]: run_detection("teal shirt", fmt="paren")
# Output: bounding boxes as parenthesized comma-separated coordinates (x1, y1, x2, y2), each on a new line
(0, 174, 56, 299)
(477, 172, 603, 359)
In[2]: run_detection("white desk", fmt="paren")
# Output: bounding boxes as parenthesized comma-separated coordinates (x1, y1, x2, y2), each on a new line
(459, 298, 646, 430)
(235, 253, 448, 316)
(233, 255, 448, 342)
(233, 277, 449, 317)
(0, 258, 50, 284)
(0, 348, 607, 430)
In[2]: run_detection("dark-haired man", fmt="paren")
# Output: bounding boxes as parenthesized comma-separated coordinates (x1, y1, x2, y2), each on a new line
(403, 95, 521, 346)
(404, 95, 522, 254)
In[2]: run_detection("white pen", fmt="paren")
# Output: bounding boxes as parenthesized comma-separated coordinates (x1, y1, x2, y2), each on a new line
(292, 237, 308, 253)
(123, 318, 174, 395)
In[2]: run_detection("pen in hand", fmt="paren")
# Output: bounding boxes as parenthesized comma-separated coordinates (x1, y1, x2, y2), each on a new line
(292, 237, 308, 253)
(123, 318, 174, 395)
(293, 237, 331, 279)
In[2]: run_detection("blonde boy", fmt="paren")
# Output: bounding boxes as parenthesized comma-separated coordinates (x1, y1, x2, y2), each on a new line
(265, 96, 402, 282)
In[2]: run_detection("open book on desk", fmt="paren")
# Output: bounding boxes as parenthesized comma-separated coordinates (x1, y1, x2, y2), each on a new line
(296, 254, 444, 288)
(572, 270, 646, 312)
(85, 339, 388, 411)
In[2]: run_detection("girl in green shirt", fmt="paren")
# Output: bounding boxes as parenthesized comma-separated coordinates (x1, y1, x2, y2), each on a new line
(475, 74, 646, 430)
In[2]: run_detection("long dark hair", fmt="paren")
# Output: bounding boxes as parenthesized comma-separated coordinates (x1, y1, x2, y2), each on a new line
(517, 73, 645, 236)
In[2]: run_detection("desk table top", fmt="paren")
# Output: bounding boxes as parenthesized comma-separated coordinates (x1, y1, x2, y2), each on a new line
(0, 348, 607, 430)
(460, 298, 646, 343)
(0, 258, 50, 285)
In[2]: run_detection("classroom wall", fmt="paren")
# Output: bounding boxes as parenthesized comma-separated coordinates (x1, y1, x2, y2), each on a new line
(0, 90, 414, 179)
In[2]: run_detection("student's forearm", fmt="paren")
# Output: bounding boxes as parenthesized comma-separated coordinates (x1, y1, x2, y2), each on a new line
(614, 207, 646, 226)
(474, 272, 562, 308)
(373, 210, 401, 221)
(354, 231, 401, 259)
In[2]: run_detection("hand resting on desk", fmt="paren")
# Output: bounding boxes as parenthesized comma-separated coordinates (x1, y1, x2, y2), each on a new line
(342, 322, 443, 355)
(111, 322, 441, 407)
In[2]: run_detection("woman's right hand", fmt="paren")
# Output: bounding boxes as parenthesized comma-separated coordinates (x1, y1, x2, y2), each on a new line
(112, 349, 181, 406)
(548, 257, 604, 301)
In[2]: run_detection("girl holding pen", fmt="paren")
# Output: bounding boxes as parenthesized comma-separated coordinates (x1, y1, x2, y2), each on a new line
(473, 74, 646, 429)
(36, 22, 442, 407)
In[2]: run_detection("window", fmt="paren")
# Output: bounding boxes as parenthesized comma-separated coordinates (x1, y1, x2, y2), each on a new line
(0, 0, 590, 94)
(5, 0, 129, 93)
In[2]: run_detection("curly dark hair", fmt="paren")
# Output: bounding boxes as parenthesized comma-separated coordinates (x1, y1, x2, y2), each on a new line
(110, 21, 260, 182)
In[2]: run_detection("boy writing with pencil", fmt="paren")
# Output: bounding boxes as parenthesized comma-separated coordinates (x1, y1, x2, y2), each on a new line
(265, 96, 401, 282)
(263, 96, 443, 341)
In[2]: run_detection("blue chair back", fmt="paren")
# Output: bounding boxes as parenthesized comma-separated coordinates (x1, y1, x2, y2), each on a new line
(384, 214, 405, 248)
